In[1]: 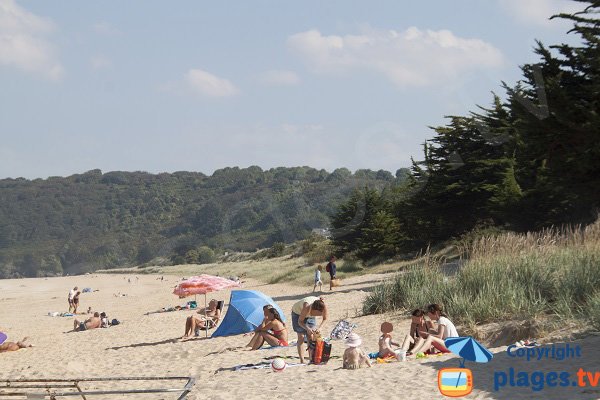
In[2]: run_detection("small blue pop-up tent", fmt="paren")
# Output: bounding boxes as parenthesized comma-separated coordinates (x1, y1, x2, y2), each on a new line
(211, 290, 286, 337)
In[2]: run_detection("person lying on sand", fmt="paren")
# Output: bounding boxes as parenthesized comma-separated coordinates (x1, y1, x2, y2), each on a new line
(343, 333, 371, 369)
(378, 322, 401, 360)
(73, 312, 101, 332)
(0, 337, 33, 352)
(250, 307, 288, 350)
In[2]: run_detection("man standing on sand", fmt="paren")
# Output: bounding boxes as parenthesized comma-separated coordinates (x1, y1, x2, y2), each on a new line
(73, 312, 101, 332)
(68, 286, 78, 312)
(326, 256, 337, 291)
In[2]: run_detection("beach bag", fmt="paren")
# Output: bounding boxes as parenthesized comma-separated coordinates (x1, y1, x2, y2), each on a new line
(330, 319, 356, 340)
(312, 338, 324, 364)
(321, 342, 332, 363)
(111, 319, 120, 326)
(331, 278, 341, 287)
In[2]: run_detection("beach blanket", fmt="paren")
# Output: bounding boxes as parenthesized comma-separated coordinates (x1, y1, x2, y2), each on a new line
(330, 320, 356, 340)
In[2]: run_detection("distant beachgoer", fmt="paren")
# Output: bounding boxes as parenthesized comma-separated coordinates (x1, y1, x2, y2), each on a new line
(313, 265, 323, 292)
(73, 312, 101, 332)
(68, 286, 78, 312)
(0, 337, 33, 352)
(343, 333, 371, 369)
(291, 296, 328, 363)
(410, 304, 457, 355)
(378, 322, 401, 360)
(72, 291, 81, 314)
(250, 307, 288, 350)
(87, 307, 92, 314)
(326, 256, 337, 291)
(100, 312, 110, 328)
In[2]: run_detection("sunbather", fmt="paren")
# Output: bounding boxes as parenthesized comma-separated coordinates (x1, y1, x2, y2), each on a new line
(196, 299, 218, 317)
(183, 305, 222, 338)
(250, 306, 288, 350)
(400, 309, 430, 353)
(246, 305, 272, 348)
(73, 312, 101, 332)
(0, 337, 33, 352)
(410, 303, 457, 355)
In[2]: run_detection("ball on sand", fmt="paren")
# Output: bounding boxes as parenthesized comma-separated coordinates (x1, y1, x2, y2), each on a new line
(271, 358, 287, 372)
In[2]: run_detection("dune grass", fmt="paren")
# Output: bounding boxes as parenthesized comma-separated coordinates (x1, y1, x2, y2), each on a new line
(363, 220, 600, 328)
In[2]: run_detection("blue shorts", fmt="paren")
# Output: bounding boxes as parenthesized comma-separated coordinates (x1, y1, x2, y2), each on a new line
(291, 312, 316, 334)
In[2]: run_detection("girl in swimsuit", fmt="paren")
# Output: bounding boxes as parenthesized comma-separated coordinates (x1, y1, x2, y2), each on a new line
(250, 307, 288, 350)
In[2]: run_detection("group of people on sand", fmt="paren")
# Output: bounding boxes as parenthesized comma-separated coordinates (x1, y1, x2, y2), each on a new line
(67, 286, 82, 313)
(341, 303, 459, 369)
(73, 312, 111, 332)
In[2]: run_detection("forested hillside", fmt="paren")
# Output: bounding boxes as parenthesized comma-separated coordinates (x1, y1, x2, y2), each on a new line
(331, 2, 600, 261)
(0, 166, 402, 277)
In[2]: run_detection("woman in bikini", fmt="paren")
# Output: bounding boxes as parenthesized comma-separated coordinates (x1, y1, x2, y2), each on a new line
(182, 304, 222, 338)
(410, 303, 458, 355)
(400, 309, 431, 353)
(250, 307, 288, 350)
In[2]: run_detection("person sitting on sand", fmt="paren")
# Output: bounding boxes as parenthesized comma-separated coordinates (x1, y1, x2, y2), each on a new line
(291, 296, 328, 364)
(0, 337, 33, 353)
(343, 333, 371, 369)
(73, 312, 101, 332)
(378, 321, 401, 360)
(183, 306, 222, 338)
(250, 306, 288, 350)
(100, 312, 110, 328)
(246, 305, 272, 348)
(410, 303, 458, 355)
(400, 309, 431, 353)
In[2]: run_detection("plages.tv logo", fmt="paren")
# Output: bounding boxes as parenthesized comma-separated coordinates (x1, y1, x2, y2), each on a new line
(437, 337, 493, 398)
(438, 367, 473, 397)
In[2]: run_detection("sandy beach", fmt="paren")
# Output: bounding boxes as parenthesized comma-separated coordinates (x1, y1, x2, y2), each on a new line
(1, 273, 598, 400)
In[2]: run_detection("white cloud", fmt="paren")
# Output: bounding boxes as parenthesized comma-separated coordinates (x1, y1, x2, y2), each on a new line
(0, 0, 63, 80)
(90, 55, 112, 70)
(259, 70, 300, 86)
(287, 27, 504, 87)
(497, 0, 582, 27)
(92, 21, 120, 36)
(185, 68, 238, 97)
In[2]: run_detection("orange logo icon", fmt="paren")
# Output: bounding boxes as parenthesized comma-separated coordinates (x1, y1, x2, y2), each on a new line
(438, 368, 473, 397)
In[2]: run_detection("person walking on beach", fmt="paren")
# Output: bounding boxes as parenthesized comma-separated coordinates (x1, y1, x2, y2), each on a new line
(72, 291, 81, 313)
(67, 286, 78, 312)
(291, 296, 328, 363)
(313, 266, 323, 292)
(326, 256, 337, 291)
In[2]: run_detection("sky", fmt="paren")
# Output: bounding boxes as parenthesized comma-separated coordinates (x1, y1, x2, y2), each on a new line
(0, 0, 585, 179)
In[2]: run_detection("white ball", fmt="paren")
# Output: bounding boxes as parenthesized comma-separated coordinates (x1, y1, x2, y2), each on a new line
(271, 358, 287, 372)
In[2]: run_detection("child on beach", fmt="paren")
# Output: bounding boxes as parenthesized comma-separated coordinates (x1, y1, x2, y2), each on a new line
(313, 266, 323, 292)
(343, 333, 371, 369)
(378, 322, 401, 360)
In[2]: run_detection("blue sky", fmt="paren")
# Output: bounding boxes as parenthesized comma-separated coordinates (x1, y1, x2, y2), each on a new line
(0, 0, 583, 179)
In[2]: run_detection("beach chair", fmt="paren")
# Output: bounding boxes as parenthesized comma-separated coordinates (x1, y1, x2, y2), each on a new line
(195, 301, 224, 337)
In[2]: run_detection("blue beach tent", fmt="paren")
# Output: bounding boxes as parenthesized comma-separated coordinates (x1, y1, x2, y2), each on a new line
(211, 290, 286, 338)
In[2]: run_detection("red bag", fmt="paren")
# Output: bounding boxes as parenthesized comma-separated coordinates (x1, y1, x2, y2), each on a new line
(325, 263, 331, 273)
(313, 339, 324, 364)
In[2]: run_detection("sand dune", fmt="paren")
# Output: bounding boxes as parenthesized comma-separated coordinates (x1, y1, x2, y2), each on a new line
(1, 273, 598, 399)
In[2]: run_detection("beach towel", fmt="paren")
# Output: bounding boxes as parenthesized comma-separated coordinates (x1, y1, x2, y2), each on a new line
(330, 320, 356, 340)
